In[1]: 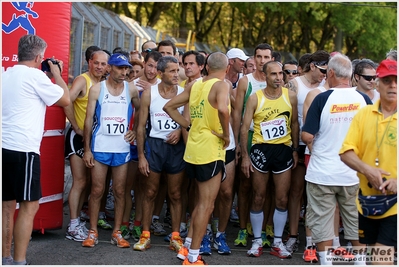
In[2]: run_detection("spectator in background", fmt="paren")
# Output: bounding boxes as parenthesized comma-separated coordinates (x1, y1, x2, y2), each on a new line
(113, 47, 130, 59)
(244, 56, 256, 75)
(127, 59, 144, 82)
(2, 34, 70, 265)
(353, 59, 379, 103)
(272, 51, 282, 63)
(141, 40, 157, 60)
(283, 60, 299, 83)
(297, 53, 311, 76)
(129, 50, 142, 61)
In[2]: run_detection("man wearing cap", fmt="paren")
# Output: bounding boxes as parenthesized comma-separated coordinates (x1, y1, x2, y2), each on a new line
(82, 53, 141, 248)
(225, 48, 249, 89)
(340, 59, 397, 265)
(301, 53, 372, 265)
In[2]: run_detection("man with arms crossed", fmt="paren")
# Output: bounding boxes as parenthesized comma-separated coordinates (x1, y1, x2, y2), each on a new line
(164, 52, 230, 265)
(82, 53, 140, 248)
(2, 34, 70, 265)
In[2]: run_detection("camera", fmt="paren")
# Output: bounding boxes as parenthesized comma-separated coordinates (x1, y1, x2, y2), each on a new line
(41, 58, 61, 73)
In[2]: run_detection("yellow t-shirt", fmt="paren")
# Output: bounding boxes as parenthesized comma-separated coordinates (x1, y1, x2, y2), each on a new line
(252, 87, 293, 147)
(184, 78, 227, 164)
(74, 73, 92, 130)
(340, 100, 397, 219)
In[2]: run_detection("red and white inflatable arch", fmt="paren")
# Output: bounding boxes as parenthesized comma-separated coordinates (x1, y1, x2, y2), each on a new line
(2, 2, 72, 233)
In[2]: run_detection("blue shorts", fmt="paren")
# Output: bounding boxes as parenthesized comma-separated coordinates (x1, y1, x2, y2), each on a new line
(93, 152, 130, 167)
(130, 145, 138, 162)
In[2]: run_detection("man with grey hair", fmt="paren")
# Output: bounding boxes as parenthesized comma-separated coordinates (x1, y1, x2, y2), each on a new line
(164, 52, 230, 265)
(301, 53, 372, 265)
(133, 56, 186, 252)
(386, 48, 397, 61)
(2, 34, 70, 265)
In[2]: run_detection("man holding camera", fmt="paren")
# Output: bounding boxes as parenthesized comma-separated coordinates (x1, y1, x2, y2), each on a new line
(2, 34, 70, 265)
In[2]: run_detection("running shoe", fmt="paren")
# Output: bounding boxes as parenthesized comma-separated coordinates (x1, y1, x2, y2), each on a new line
(246, 223, 253, 237)
(120, 225, 130, 240)
(111, 230, 130, 248)
(247, 239, 263, 257)
(82, 229, 98, 247)
(133, 232, 151, 251)
(199, 235, 212, 255)
(234, 229, 248, 247)
(65, 224, 88, 242)
(285, 236, 299, 253)
(169, 235, 183, 252)
(270, 241, 292, 259)
(265, 224, 274, 239)
(214, 233, 231, 255)
(229, 208, 239, 223)
(211, 218, 219, 233)
(303, 246, 318, 263)
(80, 210, 90, 222)
(150, 219, 167, 236)
(98, 217, 112, 230)
(177, 246, 189, 261)
(261, 231, 271, 248)
(131, 225, 142, 241)
(182, 255, 207, 265)
(164, 233, 172, 242)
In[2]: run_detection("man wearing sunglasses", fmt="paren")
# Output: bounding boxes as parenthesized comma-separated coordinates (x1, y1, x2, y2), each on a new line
(284, 50, 330, 257)
(354, 60, 379, 103)
(283, 60, 299, 83)
(141, 40, 157, 60)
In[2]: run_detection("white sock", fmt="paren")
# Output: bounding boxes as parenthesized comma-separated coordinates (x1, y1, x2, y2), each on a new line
(216, 231, 224, 238)
(206, 223, 212, 235)
(306, 236, 313, 248)
(354, 253, 366, 265)
(333, 236, 340, 248)
(249, 210, 264, 239)
(188, 248, 199, 263)
(273, 208, 288, 243)
(318, 251, 333, 265)
(70, 218, 79, 230)
(184, 237, 192, 249)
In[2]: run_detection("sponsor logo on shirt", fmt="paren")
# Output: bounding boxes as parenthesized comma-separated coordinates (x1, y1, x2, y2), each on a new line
(330, 103, 360, 113)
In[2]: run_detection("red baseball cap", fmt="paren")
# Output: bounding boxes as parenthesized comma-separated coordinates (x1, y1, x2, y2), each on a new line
(376, 59, 397, 78)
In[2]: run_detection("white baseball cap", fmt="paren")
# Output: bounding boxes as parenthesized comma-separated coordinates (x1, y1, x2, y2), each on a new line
(226, 48, 249, 61)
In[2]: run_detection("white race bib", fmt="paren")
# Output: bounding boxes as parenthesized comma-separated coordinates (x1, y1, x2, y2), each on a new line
(260, 117, 287, 141)
(102, 116, 127, 136)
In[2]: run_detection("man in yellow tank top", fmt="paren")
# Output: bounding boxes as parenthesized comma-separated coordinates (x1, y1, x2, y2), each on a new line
(164, 52, 230, 265)
(240, 61, 299, 259)
(63, 49, 109, 242)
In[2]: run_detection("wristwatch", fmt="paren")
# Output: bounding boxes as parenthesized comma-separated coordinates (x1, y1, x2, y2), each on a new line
(292, 147, 300, 152)
(186, 124, 191, 132)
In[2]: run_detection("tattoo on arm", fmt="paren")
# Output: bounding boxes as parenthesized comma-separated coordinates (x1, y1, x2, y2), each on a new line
(286, 81, 297, 93)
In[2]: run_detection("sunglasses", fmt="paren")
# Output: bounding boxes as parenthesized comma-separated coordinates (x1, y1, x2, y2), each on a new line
(315, 65, 327, 74)
(358, 74, 376, 82)
(284, 69, 298, 75)
(144, 48, 152, 53)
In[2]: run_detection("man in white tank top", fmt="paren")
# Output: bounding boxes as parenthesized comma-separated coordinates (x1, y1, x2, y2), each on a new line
(82, 53, 141, 249)
(133, 56, 186, 253)
(284, 50, 330, 258)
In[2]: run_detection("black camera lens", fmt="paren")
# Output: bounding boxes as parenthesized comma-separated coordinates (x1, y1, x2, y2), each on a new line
(41, 58, 61, 73)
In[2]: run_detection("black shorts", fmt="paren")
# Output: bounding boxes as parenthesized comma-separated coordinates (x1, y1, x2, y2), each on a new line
(225, 148, 235, 165)
(65, 127, 84, 159)
(358, 212, 397, 248)
(146, 137, 186, 174)
(2, 148, 42, 202)
(250, 143, 293, 174)
(185, 160, 226, 183)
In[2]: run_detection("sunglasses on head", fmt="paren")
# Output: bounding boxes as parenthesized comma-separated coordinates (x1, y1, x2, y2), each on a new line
(144, 48, 152, 53)
(284, 69, 298, 75)
(358, 74, 376, 82)
(315, 65, 327, 74)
